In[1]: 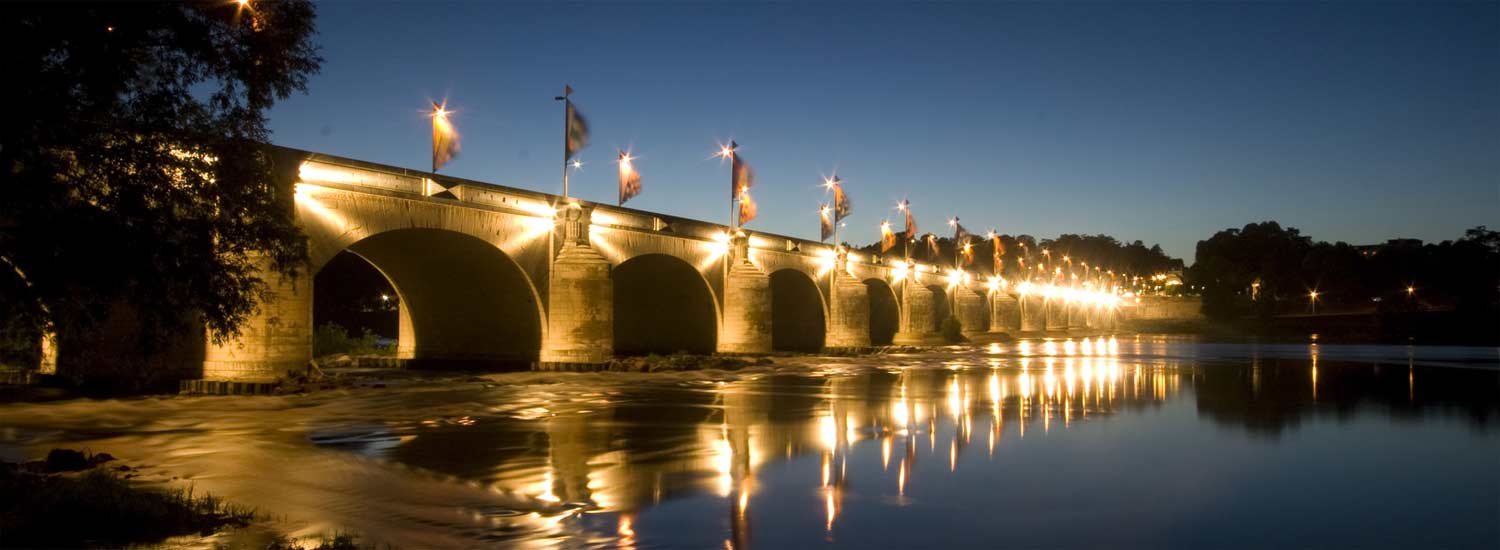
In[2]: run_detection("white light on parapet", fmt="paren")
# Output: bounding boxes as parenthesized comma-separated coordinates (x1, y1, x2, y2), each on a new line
(297, 163, 359, 185)
(891, 261, 910, 282)
(513, 199, 558, 219)
(946, 270, 962, 288)
(986, 276, 1000, 292)
(1017, 281, 1034, 296)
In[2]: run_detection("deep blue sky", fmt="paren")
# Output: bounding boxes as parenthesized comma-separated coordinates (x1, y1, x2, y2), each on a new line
(267, 1, 1499, 261)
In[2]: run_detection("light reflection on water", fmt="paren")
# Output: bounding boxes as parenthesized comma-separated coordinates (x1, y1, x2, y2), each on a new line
(1, 337, 1497, 549)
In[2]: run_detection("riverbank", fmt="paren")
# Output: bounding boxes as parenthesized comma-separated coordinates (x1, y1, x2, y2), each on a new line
(0, 449, 369, 549)
(1124, 308, 1500, 346)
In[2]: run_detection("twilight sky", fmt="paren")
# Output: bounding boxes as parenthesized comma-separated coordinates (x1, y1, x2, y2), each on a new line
(267, 1, 1499, 262)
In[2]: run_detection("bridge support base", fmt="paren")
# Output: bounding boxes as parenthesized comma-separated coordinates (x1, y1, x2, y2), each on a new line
(540, 205, 613, 368)
(957, 290, 987, 339)
(826, 275, 870, 349)
(892, 281, 936, 346)
(203, 255, 313, 382)
(719, 255, 772, 354)
(990, 291, 1020, 336)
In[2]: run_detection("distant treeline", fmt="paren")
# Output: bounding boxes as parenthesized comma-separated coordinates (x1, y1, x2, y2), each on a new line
(1187, 222, 1499, 320)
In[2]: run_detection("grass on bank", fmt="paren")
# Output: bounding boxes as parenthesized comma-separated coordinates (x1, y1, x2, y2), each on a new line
(0, 463, 253, 547)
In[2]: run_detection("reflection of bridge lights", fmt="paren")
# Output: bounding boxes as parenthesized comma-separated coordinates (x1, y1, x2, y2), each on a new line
(818, 414, 837, 451)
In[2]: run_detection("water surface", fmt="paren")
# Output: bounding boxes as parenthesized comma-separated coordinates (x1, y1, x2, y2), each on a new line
(2, 337, 1496, 548)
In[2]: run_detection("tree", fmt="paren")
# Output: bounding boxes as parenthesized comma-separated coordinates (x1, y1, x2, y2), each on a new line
(0, 1, 321, 367)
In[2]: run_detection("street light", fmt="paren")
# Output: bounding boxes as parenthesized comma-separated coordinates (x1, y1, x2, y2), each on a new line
(1309, 290, 1319, 314)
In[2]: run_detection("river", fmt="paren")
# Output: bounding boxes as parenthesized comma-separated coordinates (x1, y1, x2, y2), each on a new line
(2, 336, 1497, 549)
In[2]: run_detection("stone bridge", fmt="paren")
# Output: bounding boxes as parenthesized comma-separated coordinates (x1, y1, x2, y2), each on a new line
(198, 147, 1121, 381)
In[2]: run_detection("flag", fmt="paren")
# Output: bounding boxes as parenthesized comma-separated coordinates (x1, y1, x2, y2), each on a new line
(880, 220, 897, 252)
(992, 234, 1005, 274)
(731, 142, 754, 199)
(953, 218, 972, 242)
(831, 175, 852, 222)
(738, 190, 758, 226)
(431, 102, 459, 172)
(925, 233, 939, 259)
(618, 150, 641, 205)
(565, 90, 589, 160)
(820, 204, 834, 242)
(902, 200, 917, 239)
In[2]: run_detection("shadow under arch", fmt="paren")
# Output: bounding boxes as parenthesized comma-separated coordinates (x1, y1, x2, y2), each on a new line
(612, 254, 718, 355)
(329, 228, 543, 368)
(770, 269, 826, 352)
(863, 278, 899, 346)
(926, 284, 950, 331)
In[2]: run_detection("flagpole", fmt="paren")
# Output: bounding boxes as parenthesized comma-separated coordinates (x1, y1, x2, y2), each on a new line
(562, 92, 570, 201)
(730, 148, 737, 230)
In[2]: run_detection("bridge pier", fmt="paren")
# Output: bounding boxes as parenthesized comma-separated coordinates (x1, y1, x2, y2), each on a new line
(1045, 296, 1067, 332)
(892, 281, 935, 346)
(203, 254, 313, 381)
(825, 270, 871, 349)
(1067, 301, 1087, 333)
(956, 289, 987, 339)
(1019, 293, 1044, 333)
(989, 290, 1019, 336)
(539, 204, 613, 368)
(719, 235, 773, 354)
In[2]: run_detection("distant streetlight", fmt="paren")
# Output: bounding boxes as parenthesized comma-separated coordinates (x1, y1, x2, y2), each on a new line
(1406, 285, 1416, 298)
(1309, 290, 1319, 314)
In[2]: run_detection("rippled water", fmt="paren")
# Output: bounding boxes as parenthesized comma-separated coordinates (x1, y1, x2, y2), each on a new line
(2, 336, 1497, 549)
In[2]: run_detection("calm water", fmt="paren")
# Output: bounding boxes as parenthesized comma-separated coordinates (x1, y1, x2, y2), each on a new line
(2, 336, 1497, 549)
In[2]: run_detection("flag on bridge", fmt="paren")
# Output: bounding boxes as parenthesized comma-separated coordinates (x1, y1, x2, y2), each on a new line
(992, 233, 1005, 275)
(564, 86, 590, 161)
(901, 200, 917, 239)
(830, 175, 851, 222)
(431, 102, 459, 172)
(952, 218, 972, 242)
(881, 220, 898, 252)
(925, 233, 940, 259)
(618, 150, 641, 205)
(820, 204, 835, 242)
(738, 189, 758, 226)
(731, 141, 754, 199)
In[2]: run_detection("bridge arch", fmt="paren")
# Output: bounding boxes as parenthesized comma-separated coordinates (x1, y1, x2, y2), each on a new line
(769, 269, 826, 352)
(612, 254, 719, 355)
(332, 228, 544, 368)
(863, 278, 899, 346)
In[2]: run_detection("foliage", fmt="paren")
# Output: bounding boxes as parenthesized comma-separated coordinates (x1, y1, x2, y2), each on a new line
(940, 315, 966, 343)
(267, 532, 363, 550)
(313, 322, 383, 357)
(0, 461, 254, 547)
(1187, 223, 1500, 320)
(0, 2, 322, 366)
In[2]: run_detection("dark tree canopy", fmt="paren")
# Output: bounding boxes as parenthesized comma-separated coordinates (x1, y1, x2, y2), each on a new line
(0, 1, 321, 363)
(1187, 222, 1500, 320)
